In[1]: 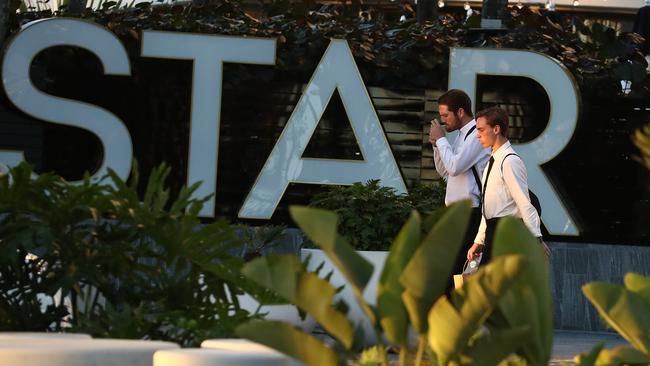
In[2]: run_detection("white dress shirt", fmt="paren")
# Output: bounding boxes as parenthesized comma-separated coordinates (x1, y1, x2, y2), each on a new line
(474, 141, 542, 244)
(433, 120, 490, 207)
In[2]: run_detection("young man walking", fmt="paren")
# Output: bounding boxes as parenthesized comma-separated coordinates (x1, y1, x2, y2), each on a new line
(467, 107, 550, 264)
(428, 89, 490, 278)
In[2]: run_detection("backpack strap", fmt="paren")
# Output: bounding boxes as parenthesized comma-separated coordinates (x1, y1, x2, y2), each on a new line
(500, 153, 542, 216)
(463, 125, 482, 191)
(464, 125, 477, 141)
(501, 153, 520, 173)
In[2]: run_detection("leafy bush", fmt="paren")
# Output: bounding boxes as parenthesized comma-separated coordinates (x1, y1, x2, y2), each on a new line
(235, 203, 553, 365)
(0, 162, 262, 346)
(235, 224, 290, 261)
(13, 2, 649, 95)
(308, 179, 445, 251)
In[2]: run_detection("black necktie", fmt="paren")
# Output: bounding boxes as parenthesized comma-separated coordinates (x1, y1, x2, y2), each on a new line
(481, 156, 495, 217)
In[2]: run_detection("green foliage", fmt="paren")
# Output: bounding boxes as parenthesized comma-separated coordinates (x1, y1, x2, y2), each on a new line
(377, 211, 421, 344)
(489, 218, 554, 365)
(495, 8, 649, 95)
(428, 255, 529, 365)
(235, 224, 288, 261)
(14, 3, 649, 95)
(241, 254, 354, 348)
(236, 203, 553, 366)
(0, 162, 257, 346)
(577, 273, 650, 365)
(400, 204, 470, 334)
(308, 180, 446, 251)
(237, 320, 340, 366)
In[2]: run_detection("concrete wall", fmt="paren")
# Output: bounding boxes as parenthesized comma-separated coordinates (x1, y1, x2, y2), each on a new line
(549, 241, 650, 332)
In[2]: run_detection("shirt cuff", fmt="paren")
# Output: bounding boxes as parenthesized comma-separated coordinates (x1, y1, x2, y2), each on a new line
(436, 137, 450, 148)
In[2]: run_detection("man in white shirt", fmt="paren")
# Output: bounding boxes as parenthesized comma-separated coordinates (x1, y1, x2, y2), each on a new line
(428, 89, 490, 278)
(467, 107, 550, 264)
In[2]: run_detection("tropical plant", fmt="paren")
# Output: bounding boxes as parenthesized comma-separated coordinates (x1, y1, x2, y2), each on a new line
(235, 201, 553, 366)
(235, 224, 290, 261)
(308, 179, 445, 251)
(0, 162, 262, 346)
(575, 273, 650, 365)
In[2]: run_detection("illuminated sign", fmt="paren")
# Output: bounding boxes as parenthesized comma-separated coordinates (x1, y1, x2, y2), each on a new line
(0, 18, 580, 236)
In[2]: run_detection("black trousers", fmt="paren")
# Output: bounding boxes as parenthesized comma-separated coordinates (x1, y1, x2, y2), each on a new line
(480, 217, 503, 266)
(445, 207, 482, 295)
(451, 207, 483, 276)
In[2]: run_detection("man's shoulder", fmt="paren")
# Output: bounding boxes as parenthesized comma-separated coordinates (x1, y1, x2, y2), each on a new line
(500, 151, 526, 172)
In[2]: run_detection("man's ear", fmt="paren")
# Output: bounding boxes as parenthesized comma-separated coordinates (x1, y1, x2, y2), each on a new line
(457, 107, 465, 118)
(494, 124, 501, 135)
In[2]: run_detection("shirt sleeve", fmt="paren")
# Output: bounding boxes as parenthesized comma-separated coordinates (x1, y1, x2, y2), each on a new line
(502, 157, 542, 238)
(432, 146, 449, 179)
(435, 135, 487, 177)
(474, 214, 487, 245)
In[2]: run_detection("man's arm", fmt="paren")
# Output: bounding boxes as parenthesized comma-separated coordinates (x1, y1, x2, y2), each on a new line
(429, 120, 449, 178)
(432, 147, 449, 178)
(468, 215, 487, 260)
(435, 135, 487, 177)
(502, 158, 542, 238)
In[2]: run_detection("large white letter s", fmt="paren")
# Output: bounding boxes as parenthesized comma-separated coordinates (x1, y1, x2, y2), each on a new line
(2, 18, 133, 181)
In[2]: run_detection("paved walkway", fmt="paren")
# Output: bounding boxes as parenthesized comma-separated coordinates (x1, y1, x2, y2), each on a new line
(550, 330, 628, 365)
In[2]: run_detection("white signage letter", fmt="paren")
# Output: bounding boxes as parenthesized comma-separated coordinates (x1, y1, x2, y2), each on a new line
(239, 39, 407, 219)
(141, 32, 276, 218)
(449, 47, 580, 236)
(1, 18, 133, 181)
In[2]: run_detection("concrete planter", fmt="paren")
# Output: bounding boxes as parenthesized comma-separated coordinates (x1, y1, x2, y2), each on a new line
(154, 348, 291, 366)
(0, 338, 178, 366)
(0, 332, 91, 340)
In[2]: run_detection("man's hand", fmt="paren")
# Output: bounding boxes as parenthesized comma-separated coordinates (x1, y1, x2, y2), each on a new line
(429, 119, 446, 145)
(467, 243, 484, 261)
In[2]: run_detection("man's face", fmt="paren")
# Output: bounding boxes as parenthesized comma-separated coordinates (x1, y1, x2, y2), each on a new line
(438, 105, 462, 131)
(476, 117, 497, 148)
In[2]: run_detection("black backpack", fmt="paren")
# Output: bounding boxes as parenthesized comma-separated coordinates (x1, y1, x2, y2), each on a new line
(500, 153, 542, 217)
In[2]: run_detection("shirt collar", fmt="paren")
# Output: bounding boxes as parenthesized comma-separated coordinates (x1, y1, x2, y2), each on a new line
(459, 119, 476, 136)
(492, 140, 512, 160)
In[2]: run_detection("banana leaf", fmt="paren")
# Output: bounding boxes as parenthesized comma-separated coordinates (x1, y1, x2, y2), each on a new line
(376, 210, 422, 344)
(399, 200, 471, 334)
(575, 345, 650, 366)
(490, 217, 554, 365)
(583, 282, 650, 355)
(289, 206, 376, 324)
(427, 254, 527, 364)
(242, 254, 354, 348)
(236, 320, 339, 366)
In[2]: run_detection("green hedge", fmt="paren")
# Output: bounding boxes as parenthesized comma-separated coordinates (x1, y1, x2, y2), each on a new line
(308, 179, 445, 250)
(14, 1, 650, 95)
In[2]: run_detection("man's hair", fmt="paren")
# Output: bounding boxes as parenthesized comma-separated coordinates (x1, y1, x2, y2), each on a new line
(438, 89, 473, 118)
(476, 107, 509, 137)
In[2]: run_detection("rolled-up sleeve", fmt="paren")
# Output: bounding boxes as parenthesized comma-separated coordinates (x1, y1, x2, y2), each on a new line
(474, 214, 487, 245)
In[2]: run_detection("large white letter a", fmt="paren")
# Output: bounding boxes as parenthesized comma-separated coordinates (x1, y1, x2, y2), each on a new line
(238, 39, 406, 219)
